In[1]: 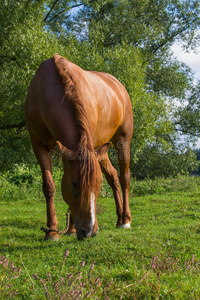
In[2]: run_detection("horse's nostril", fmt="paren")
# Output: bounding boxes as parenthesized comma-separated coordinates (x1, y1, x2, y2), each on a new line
(81, 229, 87, 238)
(77, 229, 88, 240)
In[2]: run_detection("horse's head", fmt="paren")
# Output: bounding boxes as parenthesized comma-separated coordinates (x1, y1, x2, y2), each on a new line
(60, 142, 111, 240)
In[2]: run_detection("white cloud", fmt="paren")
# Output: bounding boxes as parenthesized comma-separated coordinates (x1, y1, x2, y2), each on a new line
(171, 44, 200, 81)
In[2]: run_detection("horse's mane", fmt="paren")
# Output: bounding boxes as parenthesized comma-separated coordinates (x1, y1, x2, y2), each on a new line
(54, 54, 101, 208)
(78, 134, 102, 209)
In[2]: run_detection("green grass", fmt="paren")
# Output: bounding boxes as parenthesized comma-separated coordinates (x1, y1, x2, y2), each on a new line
(1, 173, 200, 299)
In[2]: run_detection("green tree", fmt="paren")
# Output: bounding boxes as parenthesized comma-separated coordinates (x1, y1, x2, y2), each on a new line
(44, 0, 200, 148)
(174, 81, 200, 139)
(0, 0, 64, 169)
(0, 0, 200, 177)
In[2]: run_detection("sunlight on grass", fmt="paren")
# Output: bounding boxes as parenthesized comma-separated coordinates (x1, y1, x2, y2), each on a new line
(1, 174, 200, 298)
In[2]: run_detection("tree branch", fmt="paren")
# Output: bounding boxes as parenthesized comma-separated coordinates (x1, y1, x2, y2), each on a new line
(0, 120, 26, 130)
(150, 26, 188, 54)
(44, 1, 85, 23)
(0, 55, 26, 70)
(43, 0, 61, 22)
(44, 0, 97, 23)
(0, 55, 19, 64)
(174, 122, 200, 137)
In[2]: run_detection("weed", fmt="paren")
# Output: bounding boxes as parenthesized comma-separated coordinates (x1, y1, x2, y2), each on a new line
(184, 254, 200, 273)
(0, 256, 22, 299)
(149, 248, 180, 274)
(99, 180, 112, 198)
(32, 250, 112, 299)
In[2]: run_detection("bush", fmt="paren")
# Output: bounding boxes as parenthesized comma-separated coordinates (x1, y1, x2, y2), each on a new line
(1, 164, 200, 203)
(130, 174, 200, 196)
(130, 145, 198, 179)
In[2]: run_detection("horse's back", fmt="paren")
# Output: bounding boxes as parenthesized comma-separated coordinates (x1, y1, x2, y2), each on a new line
(81, 70, 133, 145)
(25, 55, 133, 149)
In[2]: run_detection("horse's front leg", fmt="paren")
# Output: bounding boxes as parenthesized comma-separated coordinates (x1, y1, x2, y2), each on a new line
(42, 169, 60, 240)
(30, 135, 60, 241)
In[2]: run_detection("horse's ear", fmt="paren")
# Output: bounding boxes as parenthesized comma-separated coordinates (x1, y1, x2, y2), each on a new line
(96, 142, 111, 161)
(56, 141, 76, 160)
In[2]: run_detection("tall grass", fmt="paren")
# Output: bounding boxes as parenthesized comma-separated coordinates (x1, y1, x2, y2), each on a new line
(130, 174, 200, 196)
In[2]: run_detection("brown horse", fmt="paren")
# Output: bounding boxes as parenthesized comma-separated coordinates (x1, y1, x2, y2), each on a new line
(25, 54, 133, 240)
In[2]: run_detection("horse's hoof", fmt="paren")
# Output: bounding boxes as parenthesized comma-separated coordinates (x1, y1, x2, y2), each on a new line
(66, 232, 76, 236)
(119, 222, 131, 229)
(44, 233, 60, 241)
(116, 219, 123, 227)
(66, 229, 76, 236)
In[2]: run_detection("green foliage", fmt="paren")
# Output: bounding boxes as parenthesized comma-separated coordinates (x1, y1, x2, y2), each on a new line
(61, 0, 200, 51)
(0, 164, 41, 200)
(131, 145, 199, 179)
(1, 0, 200, 177)
(0, 1, 60, 170)
(130, 174, 200, 196)
(174, 81, 200, 138)
(193, 148, 200, 175)
(1, 162, 199, 199)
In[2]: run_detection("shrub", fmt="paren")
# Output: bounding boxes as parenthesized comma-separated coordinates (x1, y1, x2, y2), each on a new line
(130, 145, 198, 179)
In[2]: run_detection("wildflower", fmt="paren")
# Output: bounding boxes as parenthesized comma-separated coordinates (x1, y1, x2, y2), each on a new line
(32, 274, 39, 280)
(81, 261, 85, 267)
(64, 250, 69, 258)
(10, 262, 14, 270)
(85, 291, 92, 298)
(81, 282, 86, 287)
(14, 267, 22, 278)
(40, 278, 45, 284)
(4, 259, 9, 267)
(94, 278, 101, 287)
(90, 263, 95, 271)
(191, 254, 195, 264)
(54, 281, 60, 288)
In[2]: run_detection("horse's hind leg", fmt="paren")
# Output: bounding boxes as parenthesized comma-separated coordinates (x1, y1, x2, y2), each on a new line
(99, 154, 123, 227)
(30, 135, 60, 240)
(116, 140, 131, 227)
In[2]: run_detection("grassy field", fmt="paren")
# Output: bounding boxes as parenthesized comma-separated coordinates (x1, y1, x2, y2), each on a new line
(1, 171, 200, 299)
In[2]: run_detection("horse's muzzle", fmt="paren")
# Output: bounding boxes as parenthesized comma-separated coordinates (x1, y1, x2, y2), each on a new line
(77, 228, 98, 240)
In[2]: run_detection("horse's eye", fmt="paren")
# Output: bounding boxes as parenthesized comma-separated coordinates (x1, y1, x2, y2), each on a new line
(72, 182, 79, 189)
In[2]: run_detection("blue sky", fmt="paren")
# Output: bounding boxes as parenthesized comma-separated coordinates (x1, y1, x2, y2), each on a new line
(171, 44, 200, 82)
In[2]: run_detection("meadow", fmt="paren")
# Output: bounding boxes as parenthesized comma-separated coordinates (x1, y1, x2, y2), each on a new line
(0, 166, 200, 299)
